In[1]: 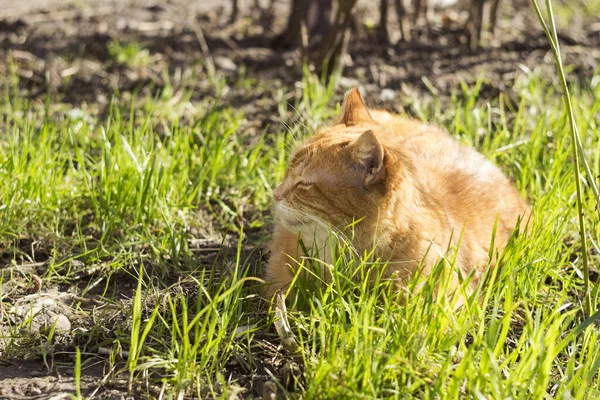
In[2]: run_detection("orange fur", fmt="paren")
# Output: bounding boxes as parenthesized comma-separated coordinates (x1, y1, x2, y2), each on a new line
(264, 88, 529, 298)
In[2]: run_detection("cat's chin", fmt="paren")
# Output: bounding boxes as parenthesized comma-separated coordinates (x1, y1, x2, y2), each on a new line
(275, 210, 314, 232)
(275, 203, 328, 236)
(279, 216, 313, 232)
(282, 218, 307, 227)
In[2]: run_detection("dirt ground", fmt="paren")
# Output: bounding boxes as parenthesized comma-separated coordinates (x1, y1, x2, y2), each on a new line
(1, 0, 599, 398)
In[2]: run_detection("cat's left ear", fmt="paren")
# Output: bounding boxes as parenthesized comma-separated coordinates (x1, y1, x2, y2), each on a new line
(351, 130, 385, 186)
(342, 88, 374, 126)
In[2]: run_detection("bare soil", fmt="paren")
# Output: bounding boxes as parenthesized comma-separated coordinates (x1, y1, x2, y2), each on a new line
(0, 0, 599, 398)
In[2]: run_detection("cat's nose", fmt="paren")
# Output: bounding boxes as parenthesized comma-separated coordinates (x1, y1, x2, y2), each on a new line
(273, 185, 283, 203)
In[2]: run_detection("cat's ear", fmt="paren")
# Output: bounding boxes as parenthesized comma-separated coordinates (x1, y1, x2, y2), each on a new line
(351, 130, 385, 185)
(342, 88, 374, 126)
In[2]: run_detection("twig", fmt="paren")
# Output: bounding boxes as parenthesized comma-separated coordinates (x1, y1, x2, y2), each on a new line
(25, 7, 116, 24)
(0, 261, 47, 277)
(191, 25, 216, 79)
(274, 292, 301, 353)
(86, 364, 117, 400)
(98, 347, 130, 357)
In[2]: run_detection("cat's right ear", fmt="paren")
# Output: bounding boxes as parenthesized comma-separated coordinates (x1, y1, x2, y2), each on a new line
(342, 88, 374, 127)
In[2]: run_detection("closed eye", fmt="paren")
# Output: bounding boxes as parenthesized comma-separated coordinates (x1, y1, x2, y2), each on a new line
(296, 181, 314, 189)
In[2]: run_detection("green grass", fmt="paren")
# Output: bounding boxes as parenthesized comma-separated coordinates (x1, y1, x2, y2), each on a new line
(1, 51, 600, 399)
(108, 40, 152, 68)
(281, 69, 600, 398)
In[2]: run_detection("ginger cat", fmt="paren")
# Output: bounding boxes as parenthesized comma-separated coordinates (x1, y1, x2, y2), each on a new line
(264, 88, 528, 299)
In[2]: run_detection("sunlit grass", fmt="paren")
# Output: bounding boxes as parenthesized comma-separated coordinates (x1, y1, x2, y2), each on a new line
(108, 41, 152, 68)
(1, 58, 599, 398)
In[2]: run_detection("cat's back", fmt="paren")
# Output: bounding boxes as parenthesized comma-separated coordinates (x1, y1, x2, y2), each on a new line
(376, 112, 527, 235)
(371, 111, 465, 160)
(374, 112, 506, 188)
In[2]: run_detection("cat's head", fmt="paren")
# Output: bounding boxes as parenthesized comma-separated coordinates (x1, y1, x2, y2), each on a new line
(274, 88, 394, 234)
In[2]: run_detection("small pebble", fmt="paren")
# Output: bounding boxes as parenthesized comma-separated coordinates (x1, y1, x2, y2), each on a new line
(380, 88, 395, 102)
(214, 56, 237, 71)
(40, 314, 71, 333)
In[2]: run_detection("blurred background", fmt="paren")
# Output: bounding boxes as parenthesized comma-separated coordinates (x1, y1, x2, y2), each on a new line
(1, 0, 599, 128)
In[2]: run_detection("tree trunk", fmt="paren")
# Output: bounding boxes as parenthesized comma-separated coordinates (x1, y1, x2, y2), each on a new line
(308, 0, 333, 41)
(489, 0, 501, 35)
(230, 0, 239, 23)
(394, 0, 411, 42)
(315, 0, 358, 83)
(272, 0, 310, 49)
(469, 0, 485, 50)
(377, 0, 390, 44)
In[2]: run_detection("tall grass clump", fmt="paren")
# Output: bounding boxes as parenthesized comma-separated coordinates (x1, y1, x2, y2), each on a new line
(0, 86, 287, 277)
(121, 235, 260, 397)
(529, 0, 600, 314)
